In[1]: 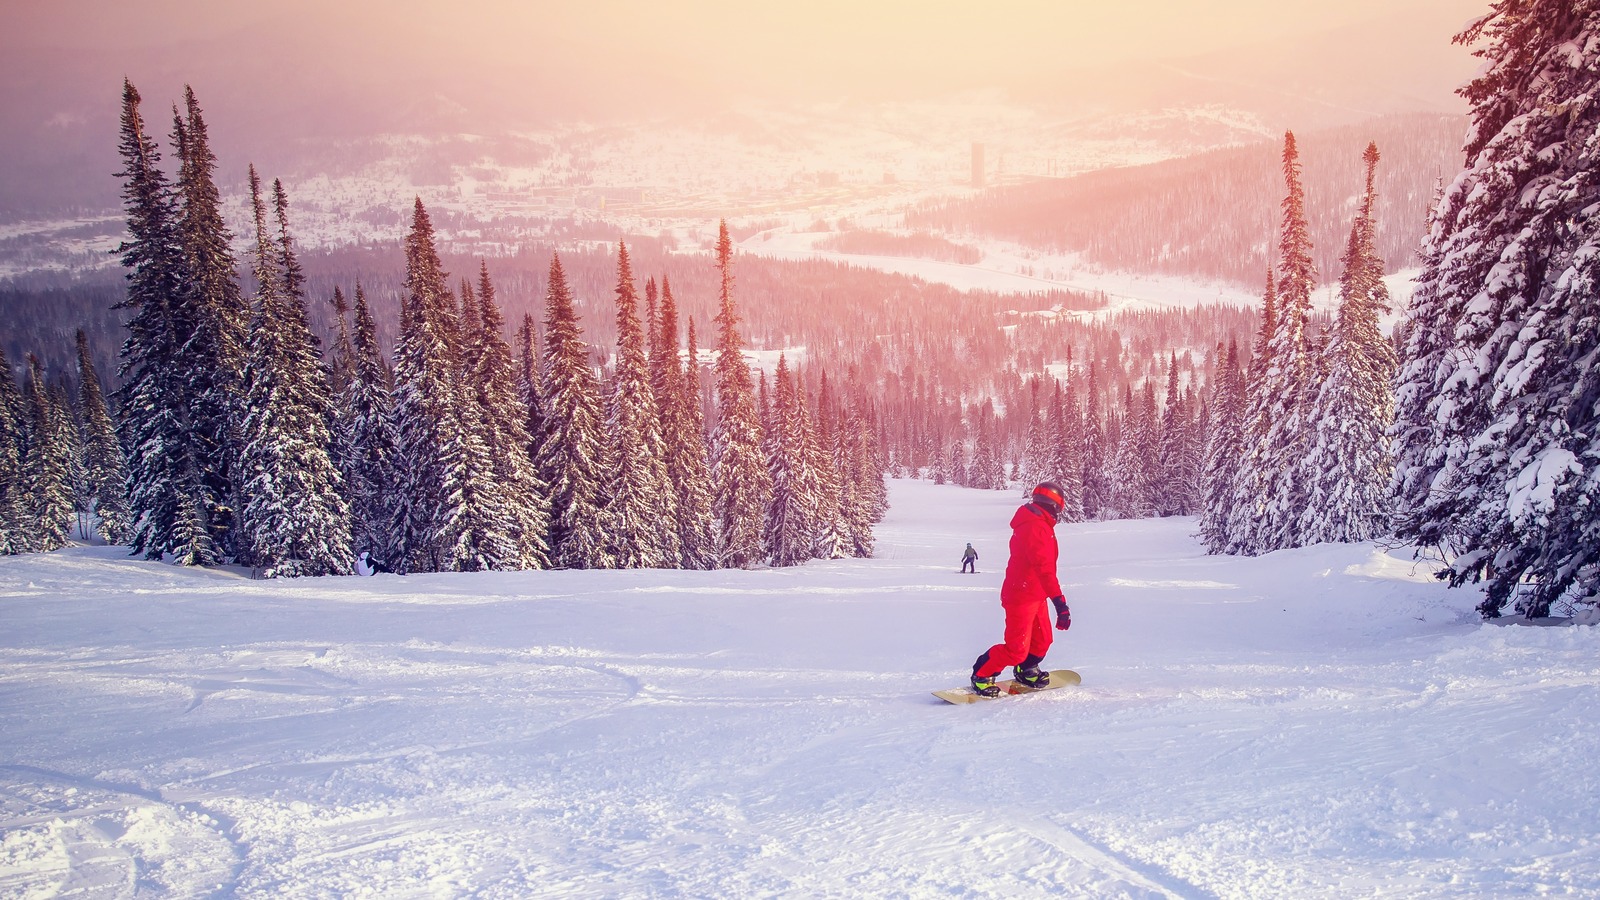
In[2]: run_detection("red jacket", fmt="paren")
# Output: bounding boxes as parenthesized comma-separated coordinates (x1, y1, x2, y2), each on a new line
(1001, 502, 1063, 603)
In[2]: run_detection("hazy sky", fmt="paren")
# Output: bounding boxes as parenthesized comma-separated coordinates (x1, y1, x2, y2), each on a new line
(6, 0, 1488, 103)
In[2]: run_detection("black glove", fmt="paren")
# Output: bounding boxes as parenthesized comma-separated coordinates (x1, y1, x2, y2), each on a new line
(1051, 596, 1071, 631)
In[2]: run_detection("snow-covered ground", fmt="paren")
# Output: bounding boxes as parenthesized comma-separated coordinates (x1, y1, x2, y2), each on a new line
(2, 480, 1596, 898)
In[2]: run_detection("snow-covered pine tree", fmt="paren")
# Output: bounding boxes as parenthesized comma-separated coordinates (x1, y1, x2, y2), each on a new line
(1225, 270, 1277, 554)
(656, 278, 718, 569)
(516, 313, 545, 462)
(1299, 142, 1398, 545)
(1020, 380, 1050, 488)
(435, 274, 518, 573)
(841, 389, 880, 558)
(812, 370, 853, 560)
(236, 171, 351, 577)
(0, 348, 23, 554)
(20, 356, 76, 551)
(536, 254, 610, 569)
(1200, 339, 1246, 553)
(602, 244, 679, 569)
(708, 221, 772, 568)
(76, 330, 132, 544)
(1392, 2, 1600, 618)
(1155, 354, 1196, 516)
(170, 86, 247, 560)
(337, 283, 401, 567)
(1051, 378, 1086, 523)
(1246, 131, 1319, 552)
(114, 81, 219, 566)
(970, 410, 1000, 490)
(1110, 382, 1159, 519)
(389, 198, 465, 573)
(467, 263, 552, 570)
(1081, 361, 1107, 519)
(764, 354, 821, 566)
(327, 286, 357, 402)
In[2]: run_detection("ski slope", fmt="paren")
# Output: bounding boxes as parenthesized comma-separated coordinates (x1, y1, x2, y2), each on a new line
(1, 479, 1596, 898)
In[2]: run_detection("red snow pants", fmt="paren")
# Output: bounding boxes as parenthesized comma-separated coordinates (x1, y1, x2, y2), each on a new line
(975, 593, 1052, 679)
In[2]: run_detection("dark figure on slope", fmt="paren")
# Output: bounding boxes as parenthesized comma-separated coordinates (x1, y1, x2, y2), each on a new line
(969, 482, 1072, 697)
(961, 542, 979, 573)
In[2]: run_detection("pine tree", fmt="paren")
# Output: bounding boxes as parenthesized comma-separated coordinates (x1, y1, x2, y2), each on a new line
(656, 278, 718, 569)
(1081, 361, 1107, 519)
(841, 390, 880, 558)
(536, 254, 609, 569)
(812, 370, 853, 559)
(1200, 340, 1247, 553)
(19, 357, 76, 551)
(764, 355, 817, 566)
(1110, 382, 1159, 519)
(167, 87, 249, 560)
(1245, 130, 1320, 552)
(236, 171, 352, 577)
(390, 198, 465, 573)
(0, 349, 25, 554)
(1392, 2, 1600, 617)
(114, 80, 219, 566)
(338, 283, 401, 567)
(76, 331, 132, 544)
(708, 221, 771, 568)
(464, 262, 552, 570)
(1051, 378, 1086, 523)
(327, 286, 357, 401)
(1225, 271, 1278, 553)
(602, 244, 679, 568)
(1299, 143, 1398, 545)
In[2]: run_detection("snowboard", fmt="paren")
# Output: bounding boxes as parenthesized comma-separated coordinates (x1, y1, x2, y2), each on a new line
(932, 669, 1081, 704)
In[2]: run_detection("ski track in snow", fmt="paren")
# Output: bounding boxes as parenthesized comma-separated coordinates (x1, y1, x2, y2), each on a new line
(2, 480, 1598, 897)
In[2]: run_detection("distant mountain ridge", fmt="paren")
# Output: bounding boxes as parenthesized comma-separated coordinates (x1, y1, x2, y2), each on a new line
(908, 113, 1466, 288)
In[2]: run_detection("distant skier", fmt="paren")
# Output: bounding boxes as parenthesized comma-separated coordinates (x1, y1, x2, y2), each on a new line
(961, 542, 979, 573)
(968, 481, 1072, 697)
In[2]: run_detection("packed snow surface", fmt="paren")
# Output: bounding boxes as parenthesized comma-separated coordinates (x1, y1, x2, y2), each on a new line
(2, 480, 1597, 897)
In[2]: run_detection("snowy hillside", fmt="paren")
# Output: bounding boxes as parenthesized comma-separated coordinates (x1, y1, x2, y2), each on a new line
(2, 479, 1595, 897)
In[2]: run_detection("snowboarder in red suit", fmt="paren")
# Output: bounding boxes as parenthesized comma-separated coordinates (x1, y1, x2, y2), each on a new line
(970, 481, 1072, 696)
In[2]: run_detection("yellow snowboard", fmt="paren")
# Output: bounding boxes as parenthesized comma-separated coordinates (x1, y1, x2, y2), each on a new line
(933, 669, 1081, 704)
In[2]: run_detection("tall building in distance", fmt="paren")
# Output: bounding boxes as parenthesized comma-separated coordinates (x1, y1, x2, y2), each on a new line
(971, 142, 985, 188)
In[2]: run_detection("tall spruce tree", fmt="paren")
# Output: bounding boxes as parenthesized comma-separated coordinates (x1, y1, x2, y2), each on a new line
(536, 254, 609, 569)
(708, 221, 771, 568)
(76, 331, 132, 544)
(1081, 361, 1107, 519)
(171, 87, 247, 559)
(1225, 271, 1278, 554)
(390, 198, 464, 573)
(439, 274, 517, 572)
(1392, 1, 1600, 617)
(1299, 143, 1398, 545)
(1051, 378, 1087, 523)
(1200, 340, 1247, 553)
(337, 283, 401, 567)
(21, 356, 76, 551)
(764, 355, 827, 566)
(603, 243, 679, 568)
(465, 262, 552, 570)
(236, 171, 351, 577)
(1246, 130, 1319, 552)
(114, 80, 218, 565)
(0, 349, 28, 554)
(656, 278, 718, 569)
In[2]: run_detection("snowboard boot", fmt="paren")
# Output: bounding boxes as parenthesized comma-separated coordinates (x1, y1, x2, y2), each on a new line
(1014, 654, 1049, 688)
(970, 672, 1001, 697)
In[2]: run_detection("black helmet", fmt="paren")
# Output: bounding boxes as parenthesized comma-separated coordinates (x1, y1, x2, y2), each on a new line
(1031, 481, 1066, 520)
